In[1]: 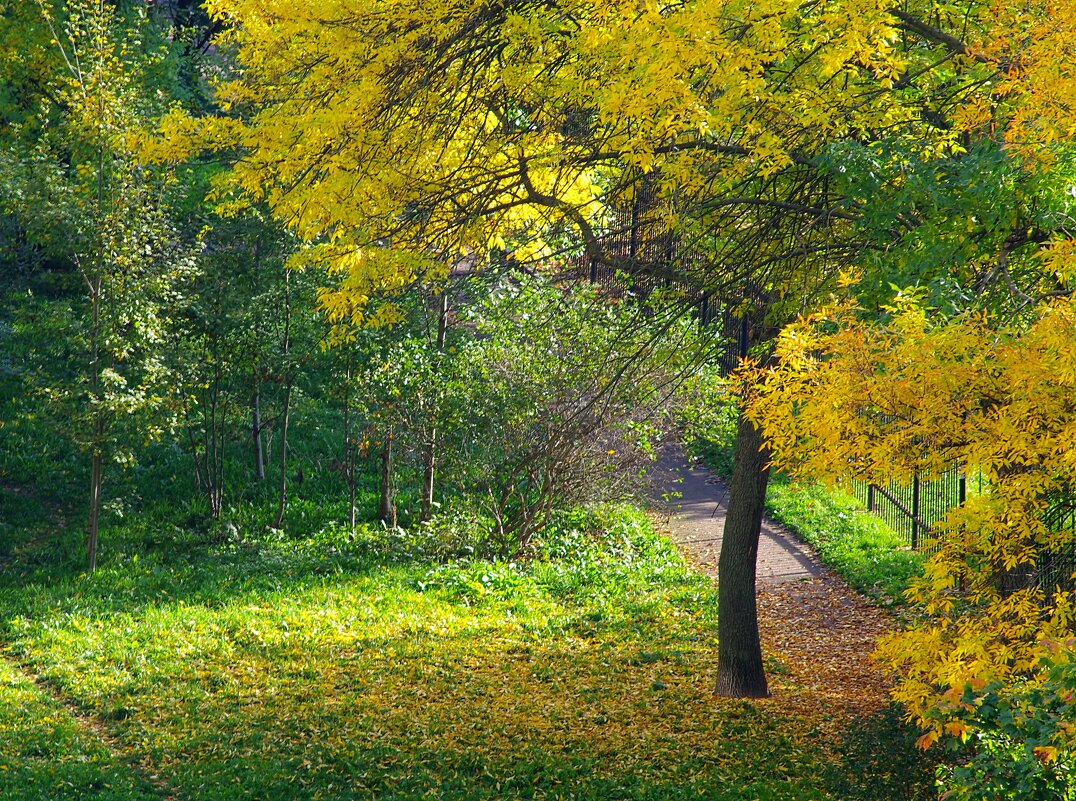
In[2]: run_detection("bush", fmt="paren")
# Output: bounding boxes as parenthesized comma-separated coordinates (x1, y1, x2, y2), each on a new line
(934, 662, 1076, 801)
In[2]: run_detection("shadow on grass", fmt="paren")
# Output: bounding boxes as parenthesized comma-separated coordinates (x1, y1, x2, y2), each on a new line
(0, 518, 845, 801)
(4, 617, 829, 801)
(823, 704, 938, 801)
(0, 658, 161, 801)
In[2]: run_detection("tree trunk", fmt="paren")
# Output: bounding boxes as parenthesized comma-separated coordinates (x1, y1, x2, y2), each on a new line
(343, 351, 357, 533)
(252, 386, 265, 481)
(272, 267, 292, 530)
(420, 434, 436, 523)
(272, 380, 292, 529)
(420, 290, 449, 522)
(87, 447, 102, 573)
(379, 432, 396, 527)
(715, 412, 771, 698)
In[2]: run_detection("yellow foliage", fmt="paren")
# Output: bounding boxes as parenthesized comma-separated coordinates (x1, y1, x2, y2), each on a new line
(751, 298, 1076, 733)
(149, 0, 971, 318)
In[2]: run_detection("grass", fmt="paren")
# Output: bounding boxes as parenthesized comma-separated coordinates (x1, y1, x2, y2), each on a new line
(765, 480, 925, 603)
(0, 656, 158, 800)
(684, 404, 924, 603)
(0, 504, 853, 801)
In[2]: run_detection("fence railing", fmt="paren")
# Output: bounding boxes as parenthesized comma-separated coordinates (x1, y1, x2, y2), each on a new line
(555, 191, 1076, 592)
(851, 470, 967, 553)
(1039, 503, 1076, 593)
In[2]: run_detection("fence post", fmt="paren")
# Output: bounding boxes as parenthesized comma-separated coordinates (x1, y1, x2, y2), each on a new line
(912, 474, 921, 550)
(959, 473, 967, 506)
(867, 483, 875, 512)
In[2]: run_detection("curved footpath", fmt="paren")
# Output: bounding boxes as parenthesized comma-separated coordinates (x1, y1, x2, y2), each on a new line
(650, 451, 823, 584)
(650, 448, 895, 716)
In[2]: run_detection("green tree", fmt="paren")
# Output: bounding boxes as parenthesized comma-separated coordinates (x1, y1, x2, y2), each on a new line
(0, 1, 195, 570)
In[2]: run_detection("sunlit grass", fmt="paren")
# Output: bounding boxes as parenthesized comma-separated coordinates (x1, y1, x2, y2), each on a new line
(0, 507, 839, 800)
(765, 480, 924, 603)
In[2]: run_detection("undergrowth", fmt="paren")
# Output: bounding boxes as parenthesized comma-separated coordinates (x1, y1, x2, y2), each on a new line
(0, 504, 845, 801)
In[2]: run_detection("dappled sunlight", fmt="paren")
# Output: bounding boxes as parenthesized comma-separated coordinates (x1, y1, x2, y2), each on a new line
(2, 532, 840, 800)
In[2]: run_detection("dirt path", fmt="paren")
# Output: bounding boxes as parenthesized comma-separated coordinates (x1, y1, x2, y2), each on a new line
(650, 449, 895, 715)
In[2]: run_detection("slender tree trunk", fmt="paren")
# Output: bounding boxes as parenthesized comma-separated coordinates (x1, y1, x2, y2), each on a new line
(87, 444, 102, 573)
(715, 412, 771, 698)
(273, 380, 292, 529)
(87, 68, 106, 574)
(251, 234, 266, 482)
(252, 386, 265, 481)
(272, 268, 292, 530)
(343, 352, 356, 532)
(420, 291, 449, 522)
(207, 357, 225, 520)
(87, 288, 103, 572)
(379, 432, 396, 527)
(420, 431, 436, 523)
(348, 468, 357, 532)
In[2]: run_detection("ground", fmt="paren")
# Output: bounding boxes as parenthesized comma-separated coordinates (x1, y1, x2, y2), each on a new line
(0, 461, 930, 801)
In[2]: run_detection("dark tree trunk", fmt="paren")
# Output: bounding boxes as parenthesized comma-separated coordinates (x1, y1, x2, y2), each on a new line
(420, 434, 436, 523)
(715, 412, 771, 698)
(252, 386, 265, 481)
(379, 432, 396, 527)
(272, 268, 292, 530)
(342, 352, 357, 533)
(87, 447, 102, 573)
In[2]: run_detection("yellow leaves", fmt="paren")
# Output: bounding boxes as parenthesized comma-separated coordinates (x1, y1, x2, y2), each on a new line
(954, 0, 1076, 165)
(1034, 745, 1061, 763)
(757, 296, 1076, 731)
(172, 0, 933, 325)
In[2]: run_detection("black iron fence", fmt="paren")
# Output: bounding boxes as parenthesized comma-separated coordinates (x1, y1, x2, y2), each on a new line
(850, 471, 969, 553)
(851, 472, 1076, 594)
(1039, 502, 1076, 593)
(556, 185, 1076, 592)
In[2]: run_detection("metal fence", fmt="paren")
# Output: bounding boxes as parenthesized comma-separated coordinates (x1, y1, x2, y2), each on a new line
(850, 473, 1076, 595)
(850, 471, 968, 553)
(557, 185, 1076, 593)
(1039, 502, 1076, 593)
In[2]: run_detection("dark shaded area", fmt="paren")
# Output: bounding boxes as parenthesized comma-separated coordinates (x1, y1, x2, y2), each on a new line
(824, 704, 938, 801)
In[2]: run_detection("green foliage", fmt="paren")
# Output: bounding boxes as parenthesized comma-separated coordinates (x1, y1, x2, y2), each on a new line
(677, 370, 739, 479)
(936, 661, 1076, 801)
(819, 139, 1076, 318)
(823, 704, 937, 801)
(336, 274, 709, 546)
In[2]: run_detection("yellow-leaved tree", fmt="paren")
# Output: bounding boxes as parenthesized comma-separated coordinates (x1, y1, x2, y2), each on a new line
(153, 0, 1062, 699)
(748, 0, 1076, 791)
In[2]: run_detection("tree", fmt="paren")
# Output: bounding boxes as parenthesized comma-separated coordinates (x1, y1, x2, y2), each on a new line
(751, 294, 1076, 782)
(746, 1, 1076, 785)
(0, 1, 195, 571)
(160, 0, 1002, 694)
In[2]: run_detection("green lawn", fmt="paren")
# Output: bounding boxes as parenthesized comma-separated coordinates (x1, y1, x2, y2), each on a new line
(765, 480, 925, 604)
(0, 656, 158, 800)
(0, 505, 851, 801)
